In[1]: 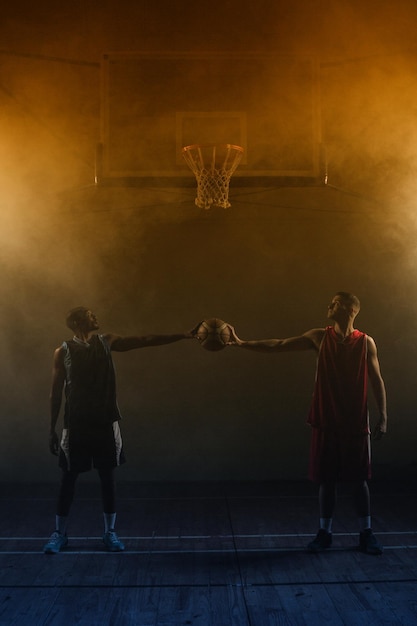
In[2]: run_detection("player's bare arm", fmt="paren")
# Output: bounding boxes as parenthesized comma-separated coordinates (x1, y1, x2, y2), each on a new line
(49, 347, 66, 455)
(228, 327, 325, 352)
(106, 330, 195, 352)
(367, 335, 388, 439)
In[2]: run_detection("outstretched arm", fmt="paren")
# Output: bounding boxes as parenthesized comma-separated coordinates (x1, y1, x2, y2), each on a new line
(106, 329, 196, 352)
(228, 327, 325, 352)
(49, 347, 65, 456)
(367, 336, 388, 439)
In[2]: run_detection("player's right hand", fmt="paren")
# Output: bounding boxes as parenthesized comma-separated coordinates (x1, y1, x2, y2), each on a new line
(188, 321, 204, 342)
(226, 324, 243, 346)
(372, 421, 387, 440)
(49, 431, 59, 456)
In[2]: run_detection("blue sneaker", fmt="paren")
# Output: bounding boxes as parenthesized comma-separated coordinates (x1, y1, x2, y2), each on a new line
(103, 530, 125, 552)
(43, 531, 68, 554)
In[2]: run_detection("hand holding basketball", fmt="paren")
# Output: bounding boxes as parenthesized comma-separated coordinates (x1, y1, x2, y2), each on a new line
(195, 318, 232, 351)
(225, 324, 243, 346)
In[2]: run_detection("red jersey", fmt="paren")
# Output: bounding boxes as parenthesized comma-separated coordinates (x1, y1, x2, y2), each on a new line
(307, 326, 369, 436)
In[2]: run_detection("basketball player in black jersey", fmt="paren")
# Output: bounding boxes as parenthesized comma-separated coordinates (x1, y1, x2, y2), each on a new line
(44, 307, 195, 553)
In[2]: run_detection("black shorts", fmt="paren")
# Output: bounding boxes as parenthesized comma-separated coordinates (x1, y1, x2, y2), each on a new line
(58, 421, 126, 473)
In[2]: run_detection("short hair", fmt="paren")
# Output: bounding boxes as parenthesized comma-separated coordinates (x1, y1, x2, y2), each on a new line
(335, 291, 361, 312)
(66, 306, 89, 331)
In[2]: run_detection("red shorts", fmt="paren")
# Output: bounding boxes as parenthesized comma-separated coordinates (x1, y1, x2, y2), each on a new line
(308, 428, 371, 483)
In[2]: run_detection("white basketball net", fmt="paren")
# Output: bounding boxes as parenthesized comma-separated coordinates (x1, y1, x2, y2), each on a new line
(182, 144, 244, 209)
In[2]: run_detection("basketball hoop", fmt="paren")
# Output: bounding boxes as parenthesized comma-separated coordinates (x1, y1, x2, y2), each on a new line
(182, 143, 244, 209)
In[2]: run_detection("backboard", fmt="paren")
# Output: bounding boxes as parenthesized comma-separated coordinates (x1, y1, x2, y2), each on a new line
(99, 52, 321, 185)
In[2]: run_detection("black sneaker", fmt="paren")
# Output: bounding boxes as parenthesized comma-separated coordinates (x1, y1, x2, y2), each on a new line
(307, 529, 332, 552)
(359, 529, 383, 555)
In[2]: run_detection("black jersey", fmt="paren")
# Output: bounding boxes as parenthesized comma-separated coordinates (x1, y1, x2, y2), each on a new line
(62, 334, 122, 429)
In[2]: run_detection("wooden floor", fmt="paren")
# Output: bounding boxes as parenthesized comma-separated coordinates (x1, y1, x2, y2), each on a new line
(0, 480, 416, 625)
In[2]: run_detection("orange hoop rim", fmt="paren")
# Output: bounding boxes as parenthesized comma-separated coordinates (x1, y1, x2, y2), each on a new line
(182, 143, 244, 154)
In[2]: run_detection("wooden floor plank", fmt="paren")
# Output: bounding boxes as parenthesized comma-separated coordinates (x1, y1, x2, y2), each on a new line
(150, 586, 249, 626)
(237, 549, 323, 586)
(0, 554, 79, 586)
(0, 588, 62, 626)
(376, 580, 417, 624)
(0, 587, 250, 626)
(158, 546, 239, 586)
(245, 583, 346, 626)
(0, 481, 416, 625)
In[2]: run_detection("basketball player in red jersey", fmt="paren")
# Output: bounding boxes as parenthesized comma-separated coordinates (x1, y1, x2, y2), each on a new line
(229, 292, 387, 554)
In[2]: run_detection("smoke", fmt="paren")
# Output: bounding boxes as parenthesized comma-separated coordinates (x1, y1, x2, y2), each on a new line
(1, 0, 417, 480)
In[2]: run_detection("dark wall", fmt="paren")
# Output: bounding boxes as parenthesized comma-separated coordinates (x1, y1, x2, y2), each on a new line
(0, 0, 416, 481)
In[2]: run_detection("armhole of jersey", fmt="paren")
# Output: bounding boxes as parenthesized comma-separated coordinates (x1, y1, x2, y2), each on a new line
(98, 334, 111, 354)
(61, 342, 71, 377)
(317, 327, 328, 355)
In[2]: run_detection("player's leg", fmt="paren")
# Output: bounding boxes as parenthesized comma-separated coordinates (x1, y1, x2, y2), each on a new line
(94, 423, 125, 552)
(319, 481, 337, 519)
(57, 468, 79, 520)
(98, 467, 125, 552)
(353, 478, 370, 518)
(44, 469, 79, 554)
(354, 479, 383, 555)
(347, 436, 383, 555)
(98, 466, 116, 532)
(307, 429, 337, 551)
(308, 481, 336, 552)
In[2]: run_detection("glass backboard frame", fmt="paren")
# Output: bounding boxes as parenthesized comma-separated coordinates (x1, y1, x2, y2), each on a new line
(100, 52, 322, 184)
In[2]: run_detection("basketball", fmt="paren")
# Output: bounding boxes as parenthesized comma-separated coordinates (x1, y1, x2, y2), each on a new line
(196, 318, 231, 351)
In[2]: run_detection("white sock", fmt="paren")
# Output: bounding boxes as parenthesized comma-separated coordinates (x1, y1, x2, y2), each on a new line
(55, 515, 68, 535)
(359, 516, 371, 532)
(320, 518, 333, 533)
(103, 512, 117, 533)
